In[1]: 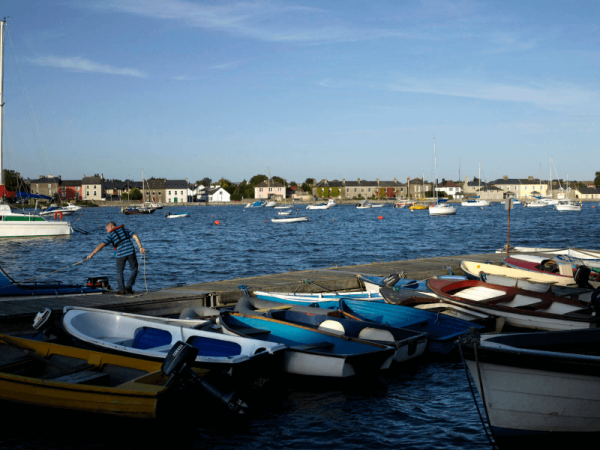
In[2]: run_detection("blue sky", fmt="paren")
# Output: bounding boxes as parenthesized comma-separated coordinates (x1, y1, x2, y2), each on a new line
(1, 0, 598, 184)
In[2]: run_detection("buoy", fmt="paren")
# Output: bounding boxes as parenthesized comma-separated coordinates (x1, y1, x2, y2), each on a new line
(378, 215, 383, 220)
(78, 218, 80, 220)
(265, 220, 267, 223)
(333, 219, 335, 221)
(214, 220, 220, 225)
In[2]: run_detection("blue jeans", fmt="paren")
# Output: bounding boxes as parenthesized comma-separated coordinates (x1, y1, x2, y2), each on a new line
(116, 254, 138, 292)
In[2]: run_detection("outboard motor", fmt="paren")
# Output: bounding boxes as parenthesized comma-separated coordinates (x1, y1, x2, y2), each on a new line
(162, 341, 248, 414)
(381, 274, 401, 287)
(574, 265, 593, 289)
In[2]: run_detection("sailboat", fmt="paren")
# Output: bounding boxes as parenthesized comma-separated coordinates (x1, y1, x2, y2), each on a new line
(555, 173, 581, 212)
(540, 156, 559, 205)
(0, 20, 72, 238)
(461, 163, 490, 207)
(409, 172, 429, 210)
(429, 139, 457, 216)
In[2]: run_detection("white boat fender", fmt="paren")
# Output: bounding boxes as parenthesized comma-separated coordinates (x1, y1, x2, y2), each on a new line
(318, 320, 345, 335)
(357, 328, 395, 343)
(33, 308, 52, 330)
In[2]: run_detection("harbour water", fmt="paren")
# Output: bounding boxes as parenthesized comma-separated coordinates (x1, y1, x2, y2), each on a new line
(0, 203, 598, 449)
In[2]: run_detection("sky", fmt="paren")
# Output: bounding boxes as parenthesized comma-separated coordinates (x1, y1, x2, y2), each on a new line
(0, 0, 598, 184)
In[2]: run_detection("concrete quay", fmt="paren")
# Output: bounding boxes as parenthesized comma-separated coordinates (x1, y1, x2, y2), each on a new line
(0, 250, 521, 333)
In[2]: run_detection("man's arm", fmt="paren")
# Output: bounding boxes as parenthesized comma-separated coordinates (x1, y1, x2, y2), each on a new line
(132, 234, 146, 254)
(88, 243, 106, 259)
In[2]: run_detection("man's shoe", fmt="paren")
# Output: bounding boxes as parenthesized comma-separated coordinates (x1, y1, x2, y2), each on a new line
(125, 287, 135, 294)
(116, 291, 126, 295)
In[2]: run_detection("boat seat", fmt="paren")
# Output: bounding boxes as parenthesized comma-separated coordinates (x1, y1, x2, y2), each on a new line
(234, 326, 271, 336)
(186, 336, 242, 357)
(49, 370, 110, 386)
(40, 363, 95, 380)
(132, 327, 172, 350)
(0, 355, 37, 374)
(290, 342, 335, 351)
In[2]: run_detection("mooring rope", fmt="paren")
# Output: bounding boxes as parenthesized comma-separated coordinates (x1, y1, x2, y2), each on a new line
(0, 259, 88, 289)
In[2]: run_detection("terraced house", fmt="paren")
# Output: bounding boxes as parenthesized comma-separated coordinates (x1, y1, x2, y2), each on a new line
(489, 176, 549, 200)
(32, 175, 60, 200)
(82, 175, 105, 201)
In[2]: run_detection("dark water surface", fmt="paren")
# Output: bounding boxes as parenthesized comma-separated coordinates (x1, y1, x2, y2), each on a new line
(0, 204, 598, 449)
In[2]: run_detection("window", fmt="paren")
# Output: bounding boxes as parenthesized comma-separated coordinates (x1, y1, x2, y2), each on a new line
(76, 187, 79, 191)
(48, 184, 51, 189)
(62, 187, 66, 191)
(169, 191, 171, 195)
(259, 188, 263, 192)
(62, 193, 66, 198)
(515, 186, 518, 190)
(158, 191, 161, 195)
(94, 191, 97, 196)
(94, 185, 96, 189)
(181, 191, 183, 195)
(87, 191, 90, 196)
(525, 186, 528, 190)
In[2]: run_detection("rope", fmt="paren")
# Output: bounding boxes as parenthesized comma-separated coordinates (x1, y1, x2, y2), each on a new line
(0, 259, 88, 290)
(457, 334, 499, 449)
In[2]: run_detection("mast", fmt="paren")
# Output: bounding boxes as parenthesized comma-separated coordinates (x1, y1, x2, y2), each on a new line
(433, 138, 437, 201)
(0, 19, 5, 187)
(550, 156, 553, 198)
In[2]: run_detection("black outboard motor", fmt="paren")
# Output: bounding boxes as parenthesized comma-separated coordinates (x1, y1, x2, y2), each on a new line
(381, 274, 401, 287)
(162, 341, 248, 414)
(574, 265, 593, 289)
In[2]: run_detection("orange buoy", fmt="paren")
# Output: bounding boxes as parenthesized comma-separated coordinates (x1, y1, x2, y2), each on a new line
(265, 220, 267, 223)
(214, 220, 220, 225)
(378, 215, 383, 220)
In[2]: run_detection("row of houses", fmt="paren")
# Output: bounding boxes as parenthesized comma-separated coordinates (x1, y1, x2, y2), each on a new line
(309, 176, 600, 201)
(28, 175, 232, 203)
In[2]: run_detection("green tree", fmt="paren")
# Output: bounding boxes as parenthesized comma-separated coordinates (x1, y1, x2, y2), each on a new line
(2, 170, 28, 193)
(129, 188, 143, 200)
(301, 182, 312, 193)
(197, 177, 212, 187)
(595, 172, 600, 187)
(272, 176, 286, 186)
(249, 174, 267, 186)
(289, 181, 298, 187)
(304, 178, 315, 186)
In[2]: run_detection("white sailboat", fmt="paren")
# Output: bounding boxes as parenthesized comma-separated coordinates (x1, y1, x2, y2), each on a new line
(555, 174, 581, 212)
(429, 139, 456, 216)
(0, 20, 71, 238)
(461, 163, 490, 207)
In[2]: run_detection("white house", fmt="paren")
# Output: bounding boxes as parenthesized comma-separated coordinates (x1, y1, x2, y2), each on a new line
(189, 184, 205, 202)
(198, 186, 230, 202)
(165, 180, 188, 203)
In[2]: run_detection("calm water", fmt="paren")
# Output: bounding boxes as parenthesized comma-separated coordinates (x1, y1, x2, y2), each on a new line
(0, 203, 598, 449)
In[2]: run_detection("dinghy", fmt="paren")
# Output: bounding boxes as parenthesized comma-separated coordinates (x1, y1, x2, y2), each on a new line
(0, 334, 207, 418)
(461, 260, 583, 287)
(274, 205, 293, 210)
(459, 328, 600, 445)
(218, 312, 395, 377)
(427, 278, 599, 331)
(233, 297, 428, 364)
(358, 273, 465, 295)
(503, 256, 600, 282)
(306, 202, 332, 210)
(61, 307, 286, 375)
(379, 287, 504, 332)
(271, 216, 308, 223)
(277, 211, 292, 216)
(339, 298, 480, 354)
(166, 212, 190, 218)
(252, 289, 383, 309)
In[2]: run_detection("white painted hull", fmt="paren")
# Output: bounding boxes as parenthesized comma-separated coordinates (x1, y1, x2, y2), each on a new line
(274, 206, 292, 209)
(461, 200, 490, 207)
(166, 214, 189, 218)
(271, 217, 308, 223)
(556, 204, 581, 211)
(0, 221, 72, 238)
(466, 359, 600, 434)
(429, 205, 457, 216)
(306, 205, 332, 210)
(39, 209, 76, 216)
(523, 201, 547, 207)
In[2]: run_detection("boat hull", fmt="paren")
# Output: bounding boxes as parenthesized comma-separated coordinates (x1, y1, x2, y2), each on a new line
(0, 220, 72, 237)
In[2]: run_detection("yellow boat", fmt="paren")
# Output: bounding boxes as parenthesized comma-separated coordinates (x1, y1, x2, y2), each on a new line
(0, 334, 208, 418)
(409, 204, 429, 210)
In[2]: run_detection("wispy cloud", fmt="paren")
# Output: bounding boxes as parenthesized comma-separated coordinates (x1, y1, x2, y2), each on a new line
(171, 75, 195, 81)
(89, 0, 416, 44)
(210, 60, 243, 70)
(487, 32, 538, 53)
(29, 56, 146, 77)
(385, 77, 598, 111)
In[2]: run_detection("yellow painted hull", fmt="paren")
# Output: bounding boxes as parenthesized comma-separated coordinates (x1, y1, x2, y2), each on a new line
(409, 204, 429, 210)
(0, 335, 204, 418)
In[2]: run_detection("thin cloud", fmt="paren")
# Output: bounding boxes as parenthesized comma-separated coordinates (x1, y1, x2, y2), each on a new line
(29, 56, 146, 77)
(171, 75, 195, 81)
(89, 0, 418, 44)
(210, 60, 242, 70)
(386, 77, 598, 111)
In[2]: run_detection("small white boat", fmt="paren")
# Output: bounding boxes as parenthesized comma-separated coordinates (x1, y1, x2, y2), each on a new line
(39, 205, 76, 216)
(166, 212, 190, 219)
(306, 202, 332, 210)
(277, 211, 292, 216)
(64, 202, 82, 212)
(555, 200, 582, 212)
(461, 199, 490, 207)
(326, 198, 337, 207)
(429, 203, 457, 216)
(274, 205, 292, 210)
(264, 201, 278, 207)
(271, 216, 308, 223)
(523, 200, 547, 207)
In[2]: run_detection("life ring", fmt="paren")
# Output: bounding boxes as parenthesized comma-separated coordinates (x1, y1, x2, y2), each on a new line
(54, 211, 63, 220)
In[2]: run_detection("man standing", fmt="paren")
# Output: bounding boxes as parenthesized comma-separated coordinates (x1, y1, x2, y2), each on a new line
(88, 222, 145, 295)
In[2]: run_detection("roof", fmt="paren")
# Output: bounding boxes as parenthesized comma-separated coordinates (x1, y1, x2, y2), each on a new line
(145, 179, 166, 189)
(255, 180, 285, 188)
(36, 177, 60, 184)
(344, 180, 379, 187)
(314, 180, 345, 188)
(578, 186, 600, 194)
(477, 185, 503, 191)
(60, 180, 81, 187)
(82, 176, 103, 185)
(491, 178, 548, 186)
(439, 180, 461, 188)
(165, 179, 188, 189)
(206, 187, 227, 195)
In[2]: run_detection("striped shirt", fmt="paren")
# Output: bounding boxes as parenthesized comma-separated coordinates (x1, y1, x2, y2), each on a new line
(103, 226, 136, 258)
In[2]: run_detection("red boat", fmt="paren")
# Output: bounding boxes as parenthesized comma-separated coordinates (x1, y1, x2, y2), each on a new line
(503, 256, 600, 282)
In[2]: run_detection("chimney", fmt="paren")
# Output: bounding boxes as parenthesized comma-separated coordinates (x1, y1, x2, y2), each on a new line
(528, 176, 534, 180)
(357, 178, 361, 183)
(376, 178, 379, 186)
(465, 176, 469, 183)
(101, 173, 104, 180)
(503, 175, 508, 180)
(58, 175, 61, 180)
(393, 177, 397, 183)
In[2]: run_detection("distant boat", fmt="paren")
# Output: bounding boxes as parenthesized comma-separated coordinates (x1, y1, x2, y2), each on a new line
(121, 206, 156, 215)
(245, 200, 266, 208)
(555, 199, 582, 212)
(39, 205, 76, 216)
(429, 138, 457, 216)
(264, 201, 278, 207)
(306, 202, 332, 210)
(271, 216, 308, 223)
(166, 212, 190, 219)
(461, 163, 490, 207)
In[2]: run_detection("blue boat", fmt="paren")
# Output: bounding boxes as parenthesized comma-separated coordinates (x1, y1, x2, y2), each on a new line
(358, 273, 466, 296)
(339, 298, 483, 354)
(219, 312, 395, 377)
(245, 201, 265, 208)
(235, 297, 429, 364)
(0, 266, 105, 298)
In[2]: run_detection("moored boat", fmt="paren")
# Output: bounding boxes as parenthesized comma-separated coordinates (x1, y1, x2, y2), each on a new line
(271, 216, 308, 223)
(427, 278, 599, 331)
(459, 328, 600, 445)
(219, 311, 395, 377)
(339, 298, 480, 354)
(166, 212, 190, 218)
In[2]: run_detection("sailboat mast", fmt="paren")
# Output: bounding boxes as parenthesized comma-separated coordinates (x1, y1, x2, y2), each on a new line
(0, 19, 5, 187)
(550, 156, 553, 198)
(433, 138, 437, 200)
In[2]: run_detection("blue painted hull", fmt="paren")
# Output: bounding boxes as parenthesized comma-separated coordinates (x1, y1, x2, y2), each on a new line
(220, 313, 395, 377)
(0, 267, 104, 297)
(339, 299, 482, 354)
